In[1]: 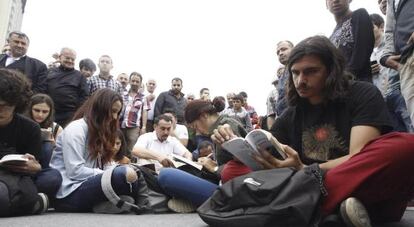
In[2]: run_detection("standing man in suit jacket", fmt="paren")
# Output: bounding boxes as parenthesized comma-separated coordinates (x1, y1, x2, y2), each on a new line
(0, 31, 48, 94)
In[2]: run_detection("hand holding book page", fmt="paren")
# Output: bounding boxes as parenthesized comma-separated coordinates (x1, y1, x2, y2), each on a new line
(221, 129, 287, 171)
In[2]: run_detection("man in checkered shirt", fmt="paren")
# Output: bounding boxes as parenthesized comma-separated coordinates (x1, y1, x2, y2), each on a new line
(87, 55, 122, 95)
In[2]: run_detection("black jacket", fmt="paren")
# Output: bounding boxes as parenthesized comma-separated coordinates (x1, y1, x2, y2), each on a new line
(0, 54, 48, 93)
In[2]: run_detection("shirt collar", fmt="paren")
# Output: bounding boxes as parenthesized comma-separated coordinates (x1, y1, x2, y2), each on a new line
(6, 54, 25, 61)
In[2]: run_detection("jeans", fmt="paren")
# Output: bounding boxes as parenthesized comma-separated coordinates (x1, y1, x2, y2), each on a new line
(33, 168, 62, 198)
(386, 89, 414, 132)
(158, 168, 218, 206)
(55, 166, 139, 212)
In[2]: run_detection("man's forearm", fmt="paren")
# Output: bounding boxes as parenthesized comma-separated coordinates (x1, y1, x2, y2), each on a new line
(132, 147, 165, 161)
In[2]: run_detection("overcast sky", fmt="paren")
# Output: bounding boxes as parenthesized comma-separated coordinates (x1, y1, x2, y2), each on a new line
(21, 0, 381, 115)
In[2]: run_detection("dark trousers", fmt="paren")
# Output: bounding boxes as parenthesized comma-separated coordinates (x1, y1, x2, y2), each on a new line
(146, 120, 154, 132)
(33, 168, 62, 198)
(54, 166, 139, 212)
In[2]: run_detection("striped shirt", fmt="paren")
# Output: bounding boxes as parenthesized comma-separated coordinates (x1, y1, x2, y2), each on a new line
(121, 92, 148, 128)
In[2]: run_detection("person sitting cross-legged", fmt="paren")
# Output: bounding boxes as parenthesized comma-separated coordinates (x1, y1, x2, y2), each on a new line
(131, 114, 192, 172)
(213, 36, 414, 227)
(50, 89, 141, 213)
(0, 69, 61, 216)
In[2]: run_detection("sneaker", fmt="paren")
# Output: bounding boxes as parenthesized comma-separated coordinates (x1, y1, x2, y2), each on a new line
(167, 198, 196, 213)
(340, 197, 372, 227)
(32, 193, 49, 215)
(93, 195, 135, 214)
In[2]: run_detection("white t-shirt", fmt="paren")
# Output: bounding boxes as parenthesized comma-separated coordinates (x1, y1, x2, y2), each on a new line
(174, 124, 189, 140)
(134, 131, 187, 170)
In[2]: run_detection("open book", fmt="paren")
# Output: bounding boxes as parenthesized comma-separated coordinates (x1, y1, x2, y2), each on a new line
(221, 129, 286, 171)
(170, 154, 203, 171)
(0, 154, 28, 165)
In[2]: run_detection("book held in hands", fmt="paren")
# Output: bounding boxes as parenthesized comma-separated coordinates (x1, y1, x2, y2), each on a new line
(170, 154, 203, 171)
(221, 129, 286, 171)
(0, 154, 28, 165)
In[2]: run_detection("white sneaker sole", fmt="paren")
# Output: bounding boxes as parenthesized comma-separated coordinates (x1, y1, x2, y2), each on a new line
(340, 197, 372, 227)
(37, 193, 49, 213)
(167, 198, 196, 213)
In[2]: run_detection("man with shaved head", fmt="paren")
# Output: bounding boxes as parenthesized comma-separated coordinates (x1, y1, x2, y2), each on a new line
(46, 47, 89, 127)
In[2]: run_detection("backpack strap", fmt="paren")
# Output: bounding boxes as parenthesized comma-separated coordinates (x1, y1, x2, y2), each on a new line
(101, 165, 147, 214)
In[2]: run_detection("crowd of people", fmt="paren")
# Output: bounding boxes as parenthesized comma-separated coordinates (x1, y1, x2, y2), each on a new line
(1, 0, 414, 226)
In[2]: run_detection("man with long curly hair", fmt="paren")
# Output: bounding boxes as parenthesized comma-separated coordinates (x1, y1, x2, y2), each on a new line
(213, 36, 414, 227)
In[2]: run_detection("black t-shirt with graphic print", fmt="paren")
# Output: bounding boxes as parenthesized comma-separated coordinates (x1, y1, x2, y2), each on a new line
(270, 81, 393, 165)
(329, 8, 374, 82)
(0, 114, 41, 160)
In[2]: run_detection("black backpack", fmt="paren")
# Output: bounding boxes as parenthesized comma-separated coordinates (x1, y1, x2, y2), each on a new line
(197, 164, 326, 227)
(0, 169, 39, 217)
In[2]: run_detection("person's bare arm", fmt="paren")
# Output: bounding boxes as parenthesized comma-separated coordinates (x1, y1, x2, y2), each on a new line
(319, 125, 381, 170)
(179, 138, 188, 147)
(183, 150, 193, 160)
(140, 109, 148, 135)
(254, 125, 381, 171)
(131, 146, 174, 167)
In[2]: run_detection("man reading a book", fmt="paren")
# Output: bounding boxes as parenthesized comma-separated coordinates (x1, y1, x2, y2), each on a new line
(0, 68, 62, 215)
(212, 36, 414, 226)
(132, 114, 192, 172)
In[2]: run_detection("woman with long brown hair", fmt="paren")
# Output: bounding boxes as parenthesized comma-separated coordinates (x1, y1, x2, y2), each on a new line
(50, 89, 140, 213)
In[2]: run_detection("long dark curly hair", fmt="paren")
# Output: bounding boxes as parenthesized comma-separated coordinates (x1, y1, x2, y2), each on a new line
(286, 36, 351, 106)
(0, 68, 33, 113)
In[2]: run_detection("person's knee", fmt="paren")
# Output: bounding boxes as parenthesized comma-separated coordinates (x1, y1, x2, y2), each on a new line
(36, 168, 62, 196)
(49, 169, 63, 186)
(112, 166, 137, 184)
(384, 133, 414, 163)
(125, 166, 138, 183)
(158, 168, 179, 187)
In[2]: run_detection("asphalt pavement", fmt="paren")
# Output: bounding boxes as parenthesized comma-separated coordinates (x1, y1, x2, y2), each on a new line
(1, 209, 413, 227)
